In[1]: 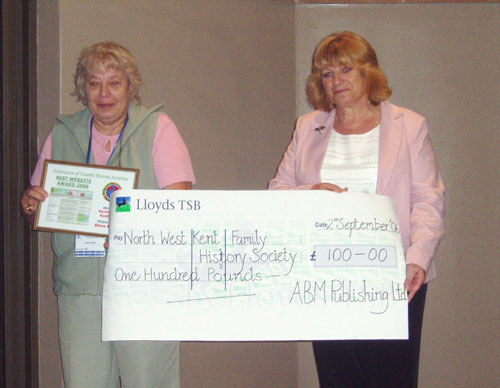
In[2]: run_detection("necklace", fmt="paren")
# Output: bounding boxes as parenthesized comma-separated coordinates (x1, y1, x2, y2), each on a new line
(86, 115, 129, 166)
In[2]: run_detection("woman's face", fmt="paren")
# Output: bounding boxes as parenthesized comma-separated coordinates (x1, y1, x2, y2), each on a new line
(321, 63, 369, 109)
(85, 65, 131, 132)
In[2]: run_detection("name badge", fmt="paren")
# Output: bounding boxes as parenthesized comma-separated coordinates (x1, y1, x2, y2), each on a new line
(75, 234, 106, 257)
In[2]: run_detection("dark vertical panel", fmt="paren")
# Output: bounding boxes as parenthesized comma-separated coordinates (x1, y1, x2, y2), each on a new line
(1, 0, 38, 387)
(0, 4, 4, 385)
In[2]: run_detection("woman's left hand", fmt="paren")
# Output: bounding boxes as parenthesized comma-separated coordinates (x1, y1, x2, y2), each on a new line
(405, 263, 426, 302)
(20, 185, 49, 224)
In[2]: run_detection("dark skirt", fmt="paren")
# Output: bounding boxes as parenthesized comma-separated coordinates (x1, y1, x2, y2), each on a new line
(313, 284, 427, 388)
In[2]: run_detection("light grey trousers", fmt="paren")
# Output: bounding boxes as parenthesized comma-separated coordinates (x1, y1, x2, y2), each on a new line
(58, 295, 180, 388)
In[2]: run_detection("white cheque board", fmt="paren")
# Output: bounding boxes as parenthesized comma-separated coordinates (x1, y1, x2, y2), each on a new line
(102, 190, 408, 341)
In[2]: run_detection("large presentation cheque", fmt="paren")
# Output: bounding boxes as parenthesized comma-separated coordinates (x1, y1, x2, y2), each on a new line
(102, 190, 409, 341)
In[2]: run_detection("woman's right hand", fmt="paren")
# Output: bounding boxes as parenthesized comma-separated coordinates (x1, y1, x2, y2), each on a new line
(311, 182, 347, 192)
(20, 185, 49, 223)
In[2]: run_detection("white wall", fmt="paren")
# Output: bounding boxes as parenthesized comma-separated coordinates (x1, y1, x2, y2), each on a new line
(59, 0, 297, 190)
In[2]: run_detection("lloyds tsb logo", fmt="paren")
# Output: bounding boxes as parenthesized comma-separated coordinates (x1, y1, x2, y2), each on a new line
(116, 196, 131, 212)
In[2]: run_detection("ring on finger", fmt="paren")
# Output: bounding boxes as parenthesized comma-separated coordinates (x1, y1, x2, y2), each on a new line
(26, 205, 33, 212)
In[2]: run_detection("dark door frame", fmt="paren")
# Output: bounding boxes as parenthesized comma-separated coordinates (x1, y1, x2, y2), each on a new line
(1, 1, 39, 387)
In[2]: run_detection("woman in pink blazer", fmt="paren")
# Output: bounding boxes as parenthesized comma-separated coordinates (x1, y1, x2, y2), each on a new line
(269, 31, 445, 388)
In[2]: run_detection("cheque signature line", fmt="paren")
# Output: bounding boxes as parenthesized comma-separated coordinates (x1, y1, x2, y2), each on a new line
(165, 294, 256, 304)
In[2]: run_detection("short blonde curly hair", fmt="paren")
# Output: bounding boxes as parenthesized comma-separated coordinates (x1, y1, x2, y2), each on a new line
(72, 41, 142, 106)
(307, 31, 391, 112)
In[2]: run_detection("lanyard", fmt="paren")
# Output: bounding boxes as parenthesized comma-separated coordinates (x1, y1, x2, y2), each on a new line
(86, 115, 129, 165)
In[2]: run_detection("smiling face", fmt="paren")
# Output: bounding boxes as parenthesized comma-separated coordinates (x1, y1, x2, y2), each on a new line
(85, 65, 131, 134)
(321, 63, 369, 109)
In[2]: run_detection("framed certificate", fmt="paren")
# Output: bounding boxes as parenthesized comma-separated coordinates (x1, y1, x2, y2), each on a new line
(34, 160, 139, 237)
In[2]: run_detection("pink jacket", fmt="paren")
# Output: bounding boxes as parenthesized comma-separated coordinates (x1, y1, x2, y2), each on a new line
(269, 101, 445, 282)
